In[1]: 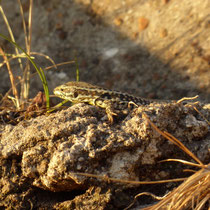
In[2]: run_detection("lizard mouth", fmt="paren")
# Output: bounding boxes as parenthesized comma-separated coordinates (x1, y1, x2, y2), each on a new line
(53, 88, 66, 99)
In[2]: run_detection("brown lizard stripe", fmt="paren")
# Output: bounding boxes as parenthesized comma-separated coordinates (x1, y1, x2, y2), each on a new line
(53, 81, 169, 123)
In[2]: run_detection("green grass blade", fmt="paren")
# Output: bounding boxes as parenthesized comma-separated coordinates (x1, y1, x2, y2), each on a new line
(0, 33, 50, 108)
(74, 55, 80, 82)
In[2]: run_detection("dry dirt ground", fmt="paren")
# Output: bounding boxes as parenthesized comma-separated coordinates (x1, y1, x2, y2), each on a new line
(0, 0, 209, 209)
(0, 101, 209, 209)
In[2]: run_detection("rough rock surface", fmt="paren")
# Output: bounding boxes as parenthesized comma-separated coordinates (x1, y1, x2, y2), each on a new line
(0, 101, 209, 209)
(0, 0, 210, 209)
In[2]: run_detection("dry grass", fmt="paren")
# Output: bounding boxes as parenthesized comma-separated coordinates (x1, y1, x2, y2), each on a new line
(69, 106, 209, 210)
(0, 2, 208, 209)
(0, 1, 74, 112)
(140, 112, 209, 210)
(143, 165, 210, 210)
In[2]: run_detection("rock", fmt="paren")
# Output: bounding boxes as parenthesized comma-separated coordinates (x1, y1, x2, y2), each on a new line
(0, 101, 209, 208)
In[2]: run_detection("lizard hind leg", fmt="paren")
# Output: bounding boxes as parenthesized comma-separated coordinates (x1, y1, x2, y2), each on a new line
(128, 101, 138, 109)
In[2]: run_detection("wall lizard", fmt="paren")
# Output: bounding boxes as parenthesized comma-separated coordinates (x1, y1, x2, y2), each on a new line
(53, 81, 175, 123)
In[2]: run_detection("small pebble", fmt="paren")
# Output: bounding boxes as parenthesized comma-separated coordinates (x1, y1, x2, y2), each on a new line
(138, 17, 149, 31)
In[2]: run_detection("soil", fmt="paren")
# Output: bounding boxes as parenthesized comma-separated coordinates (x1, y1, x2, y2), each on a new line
(0, 0, 209, 209)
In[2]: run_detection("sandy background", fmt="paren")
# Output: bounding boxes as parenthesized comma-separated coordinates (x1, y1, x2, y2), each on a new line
(0, 0, 209, 102)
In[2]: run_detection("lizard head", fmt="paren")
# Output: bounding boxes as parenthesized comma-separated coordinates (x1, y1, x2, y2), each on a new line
(53, 81, 99, 103)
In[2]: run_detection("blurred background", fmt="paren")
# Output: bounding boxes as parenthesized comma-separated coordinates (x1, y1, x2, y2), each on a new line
(0, 0, 209, 102)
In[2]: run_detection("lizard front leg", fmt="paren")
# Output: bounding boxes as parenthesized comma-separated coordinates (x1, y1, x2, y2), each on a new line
(95, 99, 117, 123)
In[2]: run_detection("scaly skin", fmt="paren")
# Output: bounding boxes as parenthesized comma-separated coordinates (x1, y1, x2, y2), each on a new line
(54, 81, 172, 123)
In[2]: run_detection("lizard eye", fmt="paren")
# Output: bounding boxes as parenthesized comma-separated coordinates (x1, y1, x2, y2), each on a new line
(73, 92, 78, 98)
